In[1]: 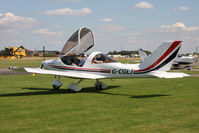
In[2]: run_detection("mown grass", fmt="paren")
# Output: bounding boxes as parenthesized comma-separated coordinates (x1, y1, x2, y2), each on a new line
(169, 70, 199, 74)
(0, 57, 56, 68)
(0, 75, 199, 133)
(0, 59, 42, 68)
(191, 65, 199, 69)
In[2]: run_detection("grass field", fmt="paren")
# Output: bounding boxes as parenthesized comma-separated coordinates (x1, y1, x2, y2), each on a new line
(169, 70, 199, 74)
(0, 75, 199, 133)
(0, 57, 57, 68)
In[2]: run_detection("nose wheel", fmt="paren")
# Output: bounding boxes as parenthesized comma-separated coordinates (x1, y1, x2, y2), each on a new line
(52, 76, 62, 90)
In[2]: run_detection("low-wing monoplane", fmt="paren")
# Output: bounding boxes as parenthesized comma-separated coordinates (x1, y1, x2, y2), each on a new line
(10, 27, 189, 92)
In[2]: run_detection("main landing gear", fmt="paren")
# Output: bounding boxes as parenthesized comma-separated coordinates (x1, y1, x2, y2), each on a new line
(67, 79, 108, 92)
(52, 76, 63, 90)
(94, 79, 107, 90)
(52, 76, 108, 92)
(68, 79, 84, 92)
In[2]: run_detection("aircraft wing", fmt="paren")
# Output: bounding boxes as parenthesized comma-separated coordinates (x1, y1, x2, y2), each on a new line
(148, 71, 189, 78)
(24, 68, 106, 79)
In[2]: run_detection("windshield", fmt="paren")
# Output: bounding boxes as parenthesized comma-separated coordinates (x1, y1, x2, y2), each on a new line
(60, 27, 94, 57)
(60, 30, 79, 56)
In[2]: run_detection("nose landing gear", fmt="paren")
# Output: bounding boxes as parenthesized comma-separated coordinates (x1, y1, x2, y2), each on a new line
(52, 76, 62, 90)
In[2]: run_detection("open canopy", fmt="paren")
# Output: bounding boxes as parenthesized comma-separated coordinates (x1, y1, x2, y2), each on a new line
(60, 27, 94, 57)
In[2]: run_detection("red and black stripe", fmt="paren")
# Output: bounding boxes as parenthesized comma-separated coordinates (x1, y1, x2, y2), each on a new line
(134, 41, 181, 74)
(50, 65, 111, 73)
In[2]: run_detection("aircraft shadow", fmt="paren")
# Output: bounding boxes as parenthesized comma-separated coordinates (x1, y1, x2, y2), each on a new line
(0, 86, 119, 97)
(81, 86, 170, 98)
(79, 85, 120, 93)
(93, 91, 170, 99)
(0, 88, 70, 97)
(0, 86, 170, 99)
(130, 94, 170, 98)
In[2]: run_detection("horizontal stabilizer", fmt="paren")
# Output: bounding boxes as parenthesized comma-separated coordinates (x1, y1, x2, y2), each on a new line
(148, 71, 189, 78)
(138, 49, 148, 62)
(8, 66, 26, 72)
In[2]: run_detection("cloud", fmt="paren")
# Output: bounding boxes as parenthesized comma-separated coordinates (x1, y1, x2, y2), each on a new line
(179, 6, 189, 11)
(124, 22, 199, 53)
(97, 24, 124, 32)
(160, 22, 199, 32)
(53, 24, 61, 28)
(0, 12, 37, 30)
(0, 29, 19, 38)
(126, 32, 146, 44)
(32, 29, 62, 36)
(0, 12, 37, 39)
(134, 1, 154, 9)
(100, 18, 114, 22)
(95, 22, 199, 54)
(40, 8, 92, 16)
(174, 6, 190, 11)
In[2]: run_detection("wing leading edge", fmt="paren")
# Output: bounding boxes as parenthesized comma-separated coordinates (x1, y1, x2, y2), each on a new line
(24, 68, 106, 79)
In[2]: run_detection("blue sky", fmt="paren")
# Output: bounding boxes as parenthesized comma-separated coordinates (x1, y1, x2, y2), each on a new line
(0, 0, 199, 53)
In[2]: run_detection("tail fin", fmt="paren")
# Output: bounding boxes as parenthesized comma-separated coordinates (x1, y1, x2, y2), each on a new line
(136, 41, 182, 74)
(138, 49, 148, 62)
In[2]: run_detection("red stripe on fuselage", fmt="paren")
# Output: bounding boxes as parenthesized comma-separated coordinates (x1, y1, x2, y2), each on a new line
(134, 41, 181, 72)
(50, 65, 111, 72)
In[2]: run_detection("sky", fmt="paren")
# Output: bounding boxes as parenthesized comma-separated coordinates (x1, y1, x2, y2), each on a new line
(0, 0, 199, 54)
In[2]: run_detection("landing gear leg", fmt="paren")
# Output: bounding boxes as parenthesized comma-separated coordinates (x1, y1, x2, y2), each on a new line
(68, 79, 84, 92)
(185, 65, 191, 70)
(95, 79, 107, 90)
(52, 76, 63, 90)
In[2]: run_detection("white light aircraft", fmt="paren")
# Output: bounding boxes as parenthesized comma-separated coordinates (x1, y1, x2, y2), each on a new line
(11, 27, 189, 92)
(173, 55, 195, 65)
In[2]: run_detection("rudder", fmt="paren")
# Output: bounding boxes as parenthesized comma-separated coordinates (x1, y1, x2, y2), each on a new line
(137, 41, 182, 73)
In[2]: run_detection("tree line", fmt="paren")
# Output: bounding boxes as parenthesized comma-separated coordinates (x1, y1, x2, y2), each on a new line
(107, 50, 151, 57)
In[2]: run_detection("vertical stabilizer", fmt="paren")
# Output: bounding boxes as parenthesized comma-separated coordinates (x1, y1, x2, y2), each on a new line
(135, 41, 182, 74)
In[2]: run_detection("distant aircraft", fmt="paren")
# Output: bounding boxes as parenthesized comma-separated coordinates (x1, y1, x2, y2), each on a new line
(172, 55, 195, 70)
(10, 27, 189, 92)
(138, 49, 195, 70)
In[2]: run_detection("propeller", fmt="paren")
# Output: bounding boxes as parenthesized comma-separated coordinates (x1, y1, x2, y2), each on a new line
(43, 42, 45, 61)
